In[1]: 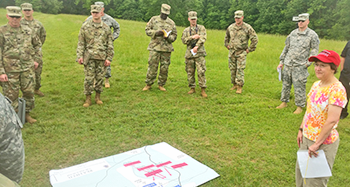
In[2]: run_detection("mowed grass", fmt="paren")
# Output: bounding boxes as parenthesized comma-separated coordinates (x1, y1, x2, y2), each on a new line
(0, 9, 350, 187)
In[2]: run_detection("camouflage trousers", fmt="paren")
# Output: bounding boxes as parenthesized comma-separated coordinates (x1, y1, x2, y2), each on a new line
(105, 64, 111, 78)
(84, 59, 106, 95)
(145, 51, 171, 86)
(280, 65, 309, 107)
(185, 56, 207, 88)
(1, 69, 35, 112)
(0, 106, 25, 183)
(35, 59, 43, 90)
(228, 50, 247, 86)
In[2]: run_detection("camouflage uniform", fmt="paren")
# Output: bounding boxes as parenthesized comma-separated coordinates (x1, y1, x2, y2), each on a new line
(0, 23, 41, 112)
(181, 24, 207, 88)
(76, 19, 114, 95)
(20, 18, 46, 90)
(86, 13, 120, 78)
(145, 15, 177, 86)
(224, 22, 258, 87)
(0, 93, 24, 184)
(279, 27, 319, 107)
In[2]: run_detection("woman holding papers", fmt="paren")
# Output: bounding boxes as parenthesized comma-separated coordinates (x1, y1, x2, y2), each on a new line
(296, 50, 347, 186)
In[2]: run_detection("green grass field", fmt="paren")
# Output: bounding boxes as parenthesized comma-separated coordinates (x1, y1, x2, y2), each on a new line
(0, 9, 349, 187)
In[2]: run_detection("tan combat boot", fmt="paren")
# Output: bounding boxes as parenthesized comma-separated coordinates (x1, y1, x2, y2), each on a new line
(201, 88, 208, 98)
(158, 85, 166, 91)
(34, 89, 45, 97)
(83, 95, 92, 107)
(105, 78, 110, 88)
(276, 102, 287, 109)
(95, 93, 103, 105)
(230, 85, 238, 90)
(142, 85, 151, 91)
(25, 113, 37, 124)
(188, 88, 195, 94)
(236, 86, 242, 94)
(293, 107, 303, 114)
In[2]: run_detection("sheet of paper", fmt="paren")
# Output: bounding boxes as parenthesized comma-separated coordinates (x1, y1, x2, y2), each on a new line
(297, 150, 332, 178)
(49, 142, 219, 187)
(190, 49, 197, 56)
(277, 67, 282, 81)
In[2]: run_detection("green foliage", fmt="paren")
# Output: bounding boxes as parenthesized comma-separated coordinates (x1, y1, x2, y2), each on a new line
(0, 9, 350, 186)
(1, 0, 350, 39)
(14, 0, 63, 14)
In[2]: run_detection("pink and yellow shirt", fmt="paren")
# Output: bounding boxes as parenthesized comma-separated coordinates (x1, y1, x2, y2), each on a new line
(302, 81, 347, 144)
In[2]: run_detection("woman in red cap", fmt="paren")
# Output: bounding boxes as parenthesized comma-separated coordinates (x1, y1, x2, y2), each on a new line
(295, 50, 348, 186)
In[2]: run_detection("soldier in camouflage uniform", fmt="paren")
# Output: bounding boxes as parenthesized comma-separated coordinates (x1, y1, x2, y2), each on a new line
(77, 5, 114, 107)
(85, 1, 120, 88)
(0, 6, 41, 124)
(142, 4, 177, 92)
(276, 13, 319, 114)
(225, 10, 258, 94)
(181, 11, 207, 98)
(20, 3, 47, 97)
(0, 93, 25, 185)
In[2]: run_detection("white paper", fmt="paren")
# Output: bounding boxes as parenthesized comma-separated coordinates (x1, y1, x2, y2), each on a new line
(49, 142, 219, 187)
(277, 67, 282, 81)
(297, 150, 332, 178)
(190, 49, 197, 56)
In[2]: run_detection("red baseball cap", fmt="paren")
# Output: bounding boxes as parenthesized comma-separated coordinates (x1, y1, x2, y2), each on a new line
(308, 50, 340, 67)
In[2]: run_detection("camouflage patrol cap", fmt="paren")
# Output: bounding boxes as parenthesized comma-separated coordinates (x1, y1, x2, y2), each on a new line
(234, 10, 244, 18)
(95, 1, 104, 8)
(298, 13, 309, 21)
(21, 3, 33, 11)
(6, 6, 22, 17)
(188, 11, 197, 19)
(161, 4, 171, 15)
(91, 5, 101, 13)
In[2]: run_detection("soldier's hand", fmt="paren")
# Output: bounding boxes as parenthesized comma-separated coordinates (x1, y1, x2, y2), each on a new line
(155, 30, 164, 36)
(193, 46, 198, 53)
(226, 45, 230, 50)
(0, 74, 8, 82)
(277, 64, 283, 69)
(192, 34, 200, 40)
(104, 60, 111, 67)
(34, 62, 39, 69)
(78, 58, 83, 65)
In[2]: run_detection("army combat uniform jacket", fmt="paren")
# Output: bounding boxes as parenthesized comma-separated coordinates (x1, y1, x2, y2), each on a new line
(76, 20, 114, 63)
(145, 15, 177, 52)
(279, 27, 319, 67)
(0, 93, 24, 183)
(0, 24, 41, 75)
(20, 19, 46, 45)
(224, 22, 258, 55)
(181, 24, 207, 59)
(86, 13, 120, 41)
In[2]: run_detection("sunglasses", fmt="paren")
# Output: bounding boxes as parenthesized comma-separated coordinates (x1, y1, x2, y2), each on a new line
(9, 16, 21, 19)
(299, 20, 305, 22)
(23, 9, 32, 11)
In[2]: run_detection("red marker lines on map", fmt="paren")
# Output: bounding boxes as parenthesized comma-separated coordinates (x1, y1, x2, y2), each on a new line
(171, 162, 188, 169)
(123, 161, 141, 167)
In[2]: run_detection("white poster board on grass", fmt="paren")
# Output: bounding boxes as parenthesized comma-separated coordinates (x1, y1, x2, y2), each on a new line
(50, 142, 220, 187)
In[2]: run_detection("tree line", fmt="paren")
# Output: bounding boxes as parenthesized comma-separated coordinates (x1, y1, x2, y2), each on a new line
(1, 0, 350, 40)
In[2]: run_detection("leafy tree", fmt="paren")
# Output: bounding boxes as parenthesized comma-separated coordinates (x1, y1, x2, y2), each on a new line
(0, 0, 16, 7)
(15, 0, 63, 14)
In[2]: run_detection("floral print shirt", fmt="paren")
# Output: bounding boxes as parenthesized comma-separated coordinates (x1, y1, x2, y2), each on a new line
(302, 81, 347, 144)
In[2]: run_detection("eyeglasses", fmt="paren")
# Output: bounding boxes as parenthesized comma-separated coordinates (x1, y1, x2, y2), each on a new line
(9, 16, 21, 19)
(299, 20, 305, 23)
(23, 10, 31, 12)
